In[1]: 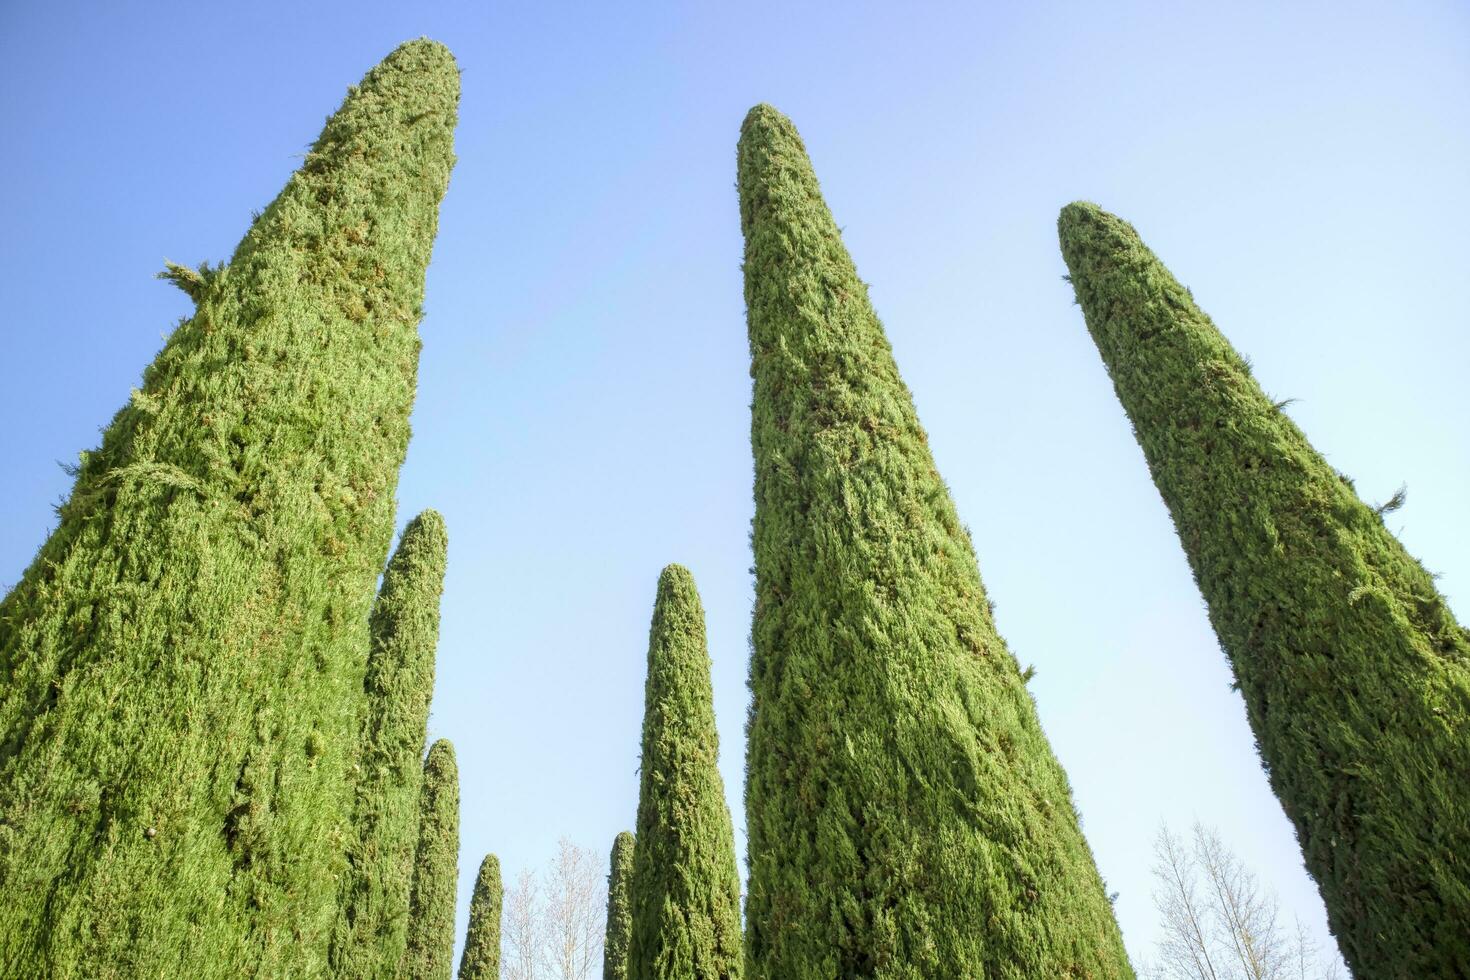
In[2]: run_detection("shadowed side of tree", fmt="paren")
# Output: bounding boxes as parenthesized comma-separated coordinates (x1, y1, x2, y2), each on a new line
(458, 854, 503, 980)
(602, 832, 635, 980)
(0, 39, 458, 978)
(333, 510, 449, 977)
(737, 104, 1133, 979)
(402, 739, 460, 980)
(628, 566, 742, 980)
(1058, 201, 1470, 978)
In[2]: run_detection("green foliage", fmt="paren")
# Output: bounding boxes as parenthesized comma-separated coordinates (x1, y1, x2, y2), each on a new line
(403, 739, 460, 980)
(603, 831, 635, 980)
(458, 854, 502, 980)
(628, 567, 742, 980)
(1058, 201, 1470, 978)
(0, 38, 458, 978)
(333, 510, 449, 978)
(738, 105, 1133, 979)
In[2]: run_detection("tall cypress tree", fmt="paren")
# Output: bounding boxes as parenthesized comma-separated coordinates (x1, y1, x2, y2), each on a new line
(403, 739, 460, 980)
(333, 510, 449, 977)
(457, 853, 502, 980)
(0, 39, 458, 978)
(602, 831, 635, 980)
(628, 566, 742, 980)
(1058, 201, 1470, 977)
(738, 105, 1132, 979)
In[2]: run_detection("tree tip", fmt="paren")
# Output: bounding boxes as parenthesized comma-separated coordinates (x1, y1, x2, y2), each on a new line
(368, 38, 461, 110)
(1057, 200, 1109, 234)
(1057, 201, 1143, 261)
(614, 829, 635, 847)
(739, 103, 798, 145)
(426, 737, 456, 763)
(385, 37, 458, 72)
(657, 563, 697, 596)
(406, 508, 448, 539)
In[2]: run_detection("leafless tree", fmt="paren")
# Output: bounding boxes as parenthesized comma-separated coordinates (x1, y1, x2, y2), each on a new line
(504, 868, 546, 980)
(501, 839, 607, 980)
(544, 837, 605, 980)
(1147, 823, 1345, 980)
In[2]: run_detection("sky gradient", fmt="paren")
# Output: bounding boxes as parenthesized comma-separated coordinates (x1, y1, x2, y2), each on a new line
(2, 2, 1465, 971)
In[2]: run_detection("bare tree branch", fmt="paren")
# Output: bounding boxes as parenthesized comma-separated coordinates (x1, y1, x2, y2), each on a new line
(504, 868, 546, 980)
(1150, 823, 1224, 980)
(1148, 823, 1347, 980)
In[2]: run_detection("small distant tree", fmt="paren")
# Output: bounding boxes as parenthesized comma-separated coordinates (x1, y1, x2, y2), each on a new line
(627, 566, 742, 980)
(504, 869, 546, 980)
(458, 854, 503, 980)
(402, 740, 461, 980)
(602, 832, 635, 980)
(1148, 824, 1344, 980)
(546, 838, 604, 980)
(504, 840, 606, 980)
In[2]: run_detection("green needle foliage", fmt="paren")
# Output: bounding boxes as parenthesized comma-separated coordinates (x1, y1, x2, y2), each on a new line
(1058, 201, 1470, 978)
(457, 854, 502, 980)
(737, 105, 1133, 979)
(0, 38, 458, 978)
(628, 566, 743, 980)
(403, 739, 460, 980)
(603, 831, 635, 980)
(334, 510, 449, 978)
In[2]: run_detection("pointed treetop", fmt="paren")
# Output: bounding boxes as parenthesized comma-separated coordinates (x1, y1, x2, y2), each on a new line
(738, 109, 1132, 977)
(630, 564, 743, 980)
(457, 853, 503, 980)
(402, 738, 460, 980)
(602, 832, 636, 980)
(0, 37, 461, 978)
(1058, 200, 1470, 978)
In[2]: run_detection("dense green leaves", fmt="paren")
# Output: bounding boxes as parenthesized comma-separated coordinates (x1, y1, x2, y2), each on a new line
(334, 510, 449, 978)
(1058, 201, 1470, 978)
(0, 39, 458, 978)
(458, 854, 503, 980)
(603, 831, 635, 980)
(403, 739, 461, 980)
(628, 567, 742, 980)
(738, 105, 1133, 979)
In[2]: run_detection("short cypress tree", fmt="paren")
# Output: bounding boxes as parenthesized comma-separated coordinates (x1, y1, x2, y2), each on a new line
(0, 39, 458, 978)
(737, 105, 1133, 979)
(602, 831, 635, 980)
(402, 739, 460, 980)
(1058, 201, 1470, 978)
(627, 566, 742, 980)
(457, 853, 502, 980)
(333, 510, 450, 977)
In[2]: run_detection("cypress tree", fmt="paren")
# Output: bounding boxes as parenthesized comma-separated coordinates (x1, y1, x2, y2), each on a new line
(627, 566, 742, 980)
(738, 105, 1133, 979)
(402, 739, 460, 980)
(0, 39, 458, 978)
(602, 831, 635, 980)
(457, 854, 502, 980)
(1057, 201, 1470, 978)
(333, 510, 450, 977)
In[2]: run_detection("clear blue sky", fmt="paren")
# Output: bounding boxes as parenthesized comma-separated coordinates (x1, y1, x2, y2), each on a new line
(2, 1, 1465, 970)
